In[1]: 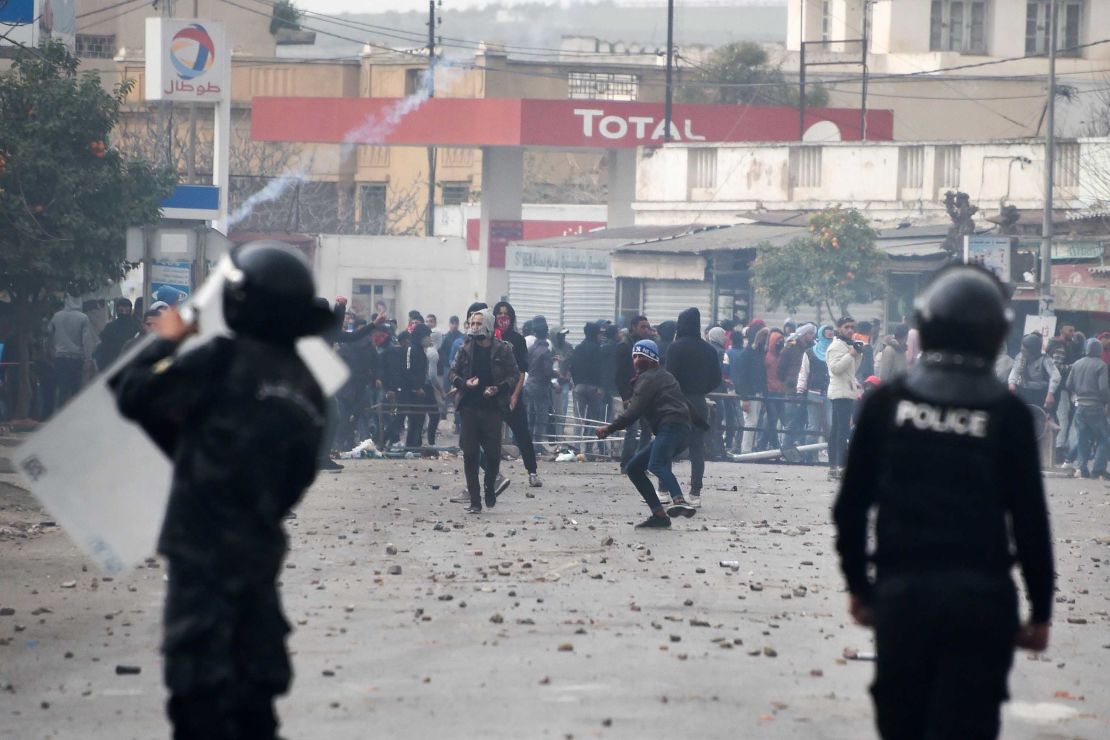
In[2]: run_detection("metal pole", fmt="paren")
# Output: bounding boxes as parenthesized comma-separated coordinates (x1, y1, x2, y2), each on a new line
(799, 42, 807, 139)
(664, 0, 674, 142)
(425, 0, 437, 236)
(860, 1, 870, 140)
(1041, 0, 1057, 316)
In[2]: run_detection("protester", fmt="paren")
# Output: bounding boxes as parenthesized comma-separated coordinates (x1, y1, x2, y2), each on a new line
(550, 326, 573, 439)
(734, 326, 769, 454)
(1008, 333, 1060, 409)
(438, 315, 462, 377)
(598, 322, 620, 431)
(399, 325, 431, 448)
(111, 241, 334, 740)
(94, 298, 140, 371)
(665, 307, 721, 507)
(876, 323, 909, 381)
(826, 316, 863, 480)
(449, 309, 519, 513)
(48, 294, 98, 411)
(833, 264, 1053, 740)
(779, 324, 816, 451)
(493, 301, 542, 487)
(524, 316, 557, 445)
(616, 315, 655, 472)
(1066, 337, 1110, 479)
(656, 320, 677, 360)
(705, 326, 729, 460)
(854, 320, 875, 381)
(762, 328, 787, 450)
(423, 327, 443, 445)
(596, 339, 700, 528)
(724, 328, 746, 452)
(796, 324, 832, 462)
(571, 321, 605, 451)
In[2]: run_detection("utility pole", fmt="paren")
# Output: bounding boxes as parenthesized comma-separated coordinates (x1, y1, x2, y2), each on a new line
(425, 0, 439, 237)
(663, 0, 674, 142)
(860, 0, 870, 140)
(798, 0, 806, 139)
(186, 0, 199, 183)
(1041, 0, 1057, 316)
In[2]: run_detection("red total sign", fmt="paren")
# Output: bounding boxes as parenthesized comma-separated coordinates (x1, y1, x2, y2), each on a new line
(252, 97, 892, 148)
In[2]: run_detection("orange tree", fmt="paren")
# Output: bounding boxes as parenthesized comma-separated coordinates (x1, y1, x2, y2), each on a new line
(0, 41, 174, 417)
(752, 208, 885, 321)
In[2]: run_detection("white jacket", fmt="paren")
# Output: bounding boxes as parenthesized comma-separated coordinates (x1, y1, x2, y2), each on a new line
(826, 337, 862, 400)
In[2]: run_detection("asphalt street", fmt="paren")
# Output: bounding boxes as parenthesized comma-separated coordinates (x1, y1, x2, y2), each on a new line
(1, 446, 1107, 739)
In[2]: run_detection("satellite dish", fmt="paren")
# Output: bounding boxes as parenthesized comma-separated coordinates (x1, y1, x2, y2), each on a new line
(803, 121, 842, 143)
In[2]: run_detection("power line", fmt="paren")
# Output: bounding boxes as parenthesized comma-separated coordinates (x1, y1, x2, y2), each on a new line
(77, 2, 150, 33)
(77, 0, 147, 20)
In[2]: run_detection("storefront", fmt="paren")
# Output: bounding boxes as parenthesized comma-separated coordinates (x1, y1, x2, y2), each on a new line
(505, 241, 616, 343)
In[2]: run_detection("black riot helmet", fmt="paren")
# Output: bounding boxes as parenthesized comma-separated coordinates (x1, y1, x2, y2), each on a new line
(223, 240, 336, 342)
(913, 263, 1012, 363)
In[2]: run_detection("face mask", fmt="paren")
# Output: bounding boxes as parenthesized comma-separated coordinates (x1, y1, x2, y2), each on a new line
(372, 332, 388, 347)
(496, 315, 512, 330)
(468, 310, 493, 339)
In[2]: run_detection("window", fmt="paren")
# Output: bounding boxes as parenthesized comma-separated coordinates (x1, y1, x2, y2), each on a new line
(1055, 142, 1080, 189)
(1026, 1, 1082, 56)
(76, 34, 116, 59)
(567, 72, 639, 101)
(899, 146, 926, 191)
(440, 181, 470, 205)
(821, 0, 832, 42)
(405, 68, 429, 96)
(617, 278, 644, 328)
(935, 145, 962, 189)
(687, 148, 718, 192)
(930, 1, 988, 54)
(359, 183, 387, 235)
(790, 147, 823, 188)
(351, 280, 399, 322)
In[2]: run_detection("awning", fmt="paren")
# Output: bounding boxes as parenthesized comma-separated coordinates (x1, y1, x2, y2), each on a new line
(610, 252, 707, 281)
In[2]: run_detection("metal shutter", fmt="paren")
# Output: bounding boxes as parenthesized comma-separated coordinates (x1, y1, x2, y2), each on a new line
(642, 280, 713, 330)
(562, 274, 616, 345)
(508, 272, 563, 328)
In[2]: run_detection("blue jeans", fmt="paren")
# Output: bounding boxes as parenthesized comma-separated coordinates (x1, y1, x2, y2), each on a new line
(1074, 406, 1109, 475)
(626, 422, 689, 512)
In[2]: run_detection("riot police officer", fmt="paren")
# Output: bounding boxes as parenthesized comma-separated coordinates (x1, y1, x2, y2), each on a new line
(833, 264, 1054, 740)
(111, 241, 335, 739)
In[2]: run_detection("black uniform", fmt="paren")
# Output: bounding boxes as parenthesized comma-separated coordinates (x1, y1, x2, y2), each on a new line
(834, 361, 1054, 740)
(112, 335, 325, 739)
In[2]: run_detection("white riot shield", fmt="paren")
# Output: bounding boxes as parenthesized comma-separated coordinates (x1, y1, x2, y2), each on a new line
(14, 256, 348, 573)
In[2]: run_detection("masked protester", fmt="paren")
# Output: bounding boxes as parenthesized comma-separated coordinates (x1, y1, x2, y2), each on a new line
(833, 264, 1054, 740)
(1008, 333, 1061, 409)
(664, 308, 721, 507)
(492, 301, 543, 487)
(597, 340, 707, 528)
(110, 241, 335, 740)
(449, 309, 520, 512)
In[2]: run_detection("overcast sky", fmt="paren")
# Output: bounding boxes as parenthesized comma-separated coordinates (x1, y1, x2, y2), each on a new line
(299, 0, 783, 16)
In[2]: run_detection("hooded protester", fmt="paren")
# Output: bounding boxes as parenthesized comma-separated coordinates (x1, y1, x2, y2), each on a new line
(449, 308, 520, 512)
(705, 326, 729, 458)
(664, 308, 721, 506)
(424, 328, 444, 445)
(48, 294, 98, 411)
(1065, 337, 1110, 478)
(571, 321, 605, 451)
(796, 324, 832, 462)
(524, 316, 557, 444)
(110, 241, 335, 740)
(761, 329, 787, 450)
(94, 298, 140, 371)
(833, 264, 1053, 740)
(656, 320, 677, 359)
(493, 301, 542, 487)
(877, 324, 910, 382)
(1008, 333, 1061, 409)
(596, 339, 702, 528)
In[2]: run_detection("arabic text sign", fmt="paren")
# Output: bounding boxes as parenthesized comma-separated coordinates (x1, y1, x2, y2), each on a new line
(145, 18, 228, 102)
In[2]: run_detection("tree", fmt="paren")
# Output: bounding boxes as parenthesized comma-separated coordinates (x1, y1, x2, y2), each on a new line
(942, 190, 978, 257)
(270, 0, 302, 36)
(0, 41, 175, 417)
(752, 208, 885, 320)
(679, 42, 828, 108)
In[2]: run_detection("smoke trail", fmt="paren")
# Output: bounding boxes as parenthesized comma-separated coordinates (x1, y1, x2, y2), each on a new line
(228, 67, 438, 229)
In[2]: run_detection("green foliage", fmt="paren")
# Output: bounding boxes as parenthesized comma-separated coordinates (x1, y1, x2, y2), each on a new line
(678, 42, 828, 108)
(0, 41, 174, 300)
(752, 208, 885, 319)
(271, 0, 303, 35)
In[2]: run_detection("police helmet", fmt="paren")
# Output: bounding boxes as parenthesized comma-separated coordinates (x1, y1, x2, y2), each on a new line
(223, 241, 335, 341)
(913, 264, 1011, 362)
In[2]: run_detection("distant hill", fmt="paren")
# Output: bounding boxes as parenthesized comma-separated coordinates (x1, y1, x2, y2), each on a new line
(284, 2, 787, 59)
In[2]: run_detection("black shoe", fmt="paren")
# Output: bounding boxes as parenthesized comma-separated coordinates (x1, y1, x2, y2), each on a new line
(484, 491, 497, 509)
(319, 458, 344, 471)
(1080, 468, 1092, 479)
(635, 514, 672, 529)
(666, 499, 697, 518)
(465, 505, 482, 514)
(495, 475, 511, 497)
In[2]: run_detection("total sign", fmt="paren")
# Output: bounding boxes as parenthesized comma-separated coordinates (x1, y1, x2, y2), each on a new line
(145, 18, 229, 103)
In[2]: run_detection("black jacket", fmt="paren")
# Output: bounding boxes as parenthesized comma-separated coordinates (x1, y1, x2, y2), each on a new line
(833, 363, 1054, 623)
(570, 337, 603, 387)
(615, 335, 636, 401)
(734, 346, 766, 397)
(664, 308, 720, 396)
(401, 343, 428, 393)
(607, 366, 691, 435)
(95, 315, 140, 369)
(599, 338, 619, 395)
(111, 336, 325, 574)
(449, 337, 520, 410)
(525, 338, 556, 388)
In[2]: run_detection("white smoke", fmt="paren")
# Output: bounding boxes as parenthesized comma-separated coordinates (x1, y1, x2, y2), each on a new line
(228, 67, 439, 230)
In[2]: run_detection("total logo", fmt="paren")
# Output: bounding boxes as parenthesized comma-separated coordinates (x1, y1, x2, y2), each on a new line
(573, 108, 707, 142)
(170, 23, 216, 80)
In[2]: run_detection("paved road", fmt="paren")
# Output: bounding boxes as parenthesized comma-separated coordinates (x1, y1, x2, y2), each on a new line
(1, 451, 1107, 739)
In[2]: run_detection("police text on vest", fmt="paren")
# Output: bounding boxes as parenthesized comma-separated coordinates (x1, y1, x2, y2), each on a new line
(894, 401, 989, 438)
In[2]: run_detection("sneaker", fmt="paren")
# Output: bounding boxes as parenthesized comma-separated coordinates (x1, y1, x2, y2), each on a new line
(449, 490, 471, 504)
(1059, 461, 1075, 471)
(688, 493, 702, 509)
(528, 473, 543, 488)
(484, 491, 497, 509)
(319, 458, 344, 472)
(495, 475, 511, 497)
(657, 495, 673, 506)
(666, 499, 697, 518)
(465, 505, 482, 514)
(635, 514, 672, 529)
